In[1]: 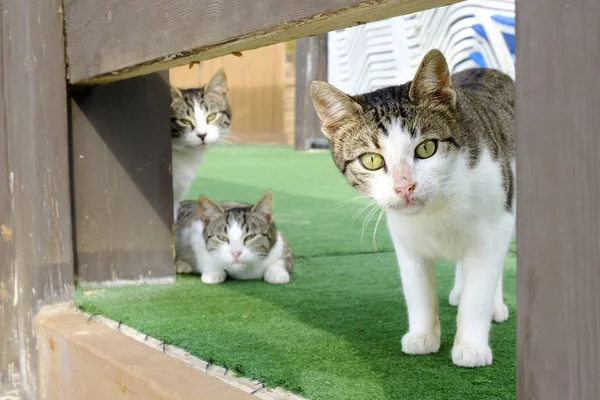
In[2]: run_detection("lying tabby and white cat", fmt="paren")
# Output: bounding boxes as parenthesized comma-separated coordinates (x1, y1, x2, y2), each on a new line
(175, 190, 294, 284)
(310, 49, 515, 368)
(171, 68, 231, 222)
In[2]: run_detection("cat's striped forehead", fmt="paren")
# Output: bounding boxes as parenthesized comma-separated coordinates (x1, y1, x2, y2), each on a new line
(331, 85, 457, 165)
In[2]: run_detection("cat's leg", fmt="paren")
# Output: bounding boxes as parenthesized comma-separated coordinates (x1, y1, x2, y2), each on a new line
(452, 240, 510, 367)
(263, 259, 290, 284)
(453, 261, 508, 322)
(173, 202, 180, 223)
(195, 249, 226, 284)
(187, 229, 226, 284)
(200, 263, 227, 284)
(397, 250, 440, 355)
(175, 258, 194, 274)
(493, 271, 509, 322)
(448, 262, 462, 306)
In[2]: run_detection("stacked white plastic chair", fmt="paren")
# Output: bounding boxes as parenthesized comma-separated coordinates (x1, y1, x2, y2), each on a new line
(328, 0, 515, 95)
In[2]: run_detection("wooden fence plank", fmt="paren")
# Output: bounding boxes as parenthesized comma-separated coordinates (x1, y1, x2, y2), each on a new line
(70, 72, 175, 287)
(0, 6, 17, 386)
(0, 0, 74, 394)
(516, 0, 600, 398)
(36, 307, 258, 400)
(294, 34, 328, 151)
(63, 0, 464, 85)
(173, 45, 289, 144)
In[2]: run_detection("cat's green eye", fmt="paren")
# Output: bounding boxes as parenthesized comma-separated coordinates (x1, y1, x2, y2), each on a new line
(217, 235, 229, 242)
(415, 139, 438, 159)
(181, 119, 193, 126)
(245, 234, 258, 242)
(206, 113, 218, 122)
(359, 153, 385, 171)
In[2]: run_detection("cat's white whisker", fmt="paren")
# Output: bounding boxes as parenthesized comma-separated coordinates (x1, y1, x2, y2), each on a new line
(360, 204, 381, 250)
(350, 200, 377, 227)
(325, 196, 367, 217)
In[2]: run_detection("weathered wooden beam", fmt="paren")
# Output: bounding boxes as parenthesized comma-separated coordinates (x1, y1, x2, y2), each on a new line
(516, 0, 600, 397)
(63, 0, 463, 85)
(70, 72, 175, 287)
(36, 307, 258, 400)
(0, 0, 74, 395)
(294, 34, 328, 151)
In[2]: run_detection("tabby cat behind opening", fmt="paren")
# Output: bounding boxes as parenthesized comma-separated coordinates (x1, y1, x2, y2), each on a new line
(175, 190, 294, 285)
(171, 68, 231, 221)
(310, 49, 515, 368)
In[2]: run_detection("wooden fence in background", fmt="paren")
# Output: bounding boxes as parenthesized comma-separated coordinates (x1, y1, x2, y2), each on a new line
(169, 43, 294, 145)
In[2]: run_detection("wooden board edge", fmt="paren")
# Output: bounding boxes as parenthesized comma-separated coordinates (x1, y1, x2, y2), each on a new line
(70, 0, 463, 85)
(34, 306, 259, 400)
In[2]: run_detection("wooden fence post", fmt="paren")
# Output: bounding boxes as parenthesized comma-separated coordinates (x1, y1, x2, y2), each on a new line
(0, 0, 74, 395)
(294, 34, 329, 151)
(69, 72, 175, 287)
(516, 0, 600, 398)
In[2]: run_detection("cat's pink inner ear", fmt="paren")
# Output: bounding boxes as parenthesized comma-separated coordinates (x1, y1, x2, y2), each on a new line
(310, 81, 361, 138)
(252, 190, 273, 221)
(198, 197, 224, 223)
(206, 69, 229, 99)
(410, 49, 456, 106)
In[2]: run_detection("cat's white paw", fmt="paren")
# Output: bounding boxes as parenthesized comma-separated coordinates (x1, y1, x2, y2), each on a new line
(452, 343, 492, 367)
(264, 269, 290, 284)
(401, 332, 440, 354)
(175, 259, 194, 274)
(201, 270, 227, 284)
(448, 288, 460, 306)
(493, 303, 509, 322)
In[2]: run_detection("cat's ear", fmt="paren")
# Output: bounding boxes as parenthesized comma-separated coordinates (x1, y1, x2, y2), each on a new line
(310, 81, 363, 139)
(252, 189, 273, 223)
(170, 86, 183, 100)
(205, 68, 229, 100)
(198, 196, 224, 225)
(409, 49, 456, 107)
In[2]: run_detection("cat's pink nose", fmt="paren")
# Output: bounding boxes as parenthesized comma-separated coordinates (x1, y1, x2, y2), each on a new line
(394, 184, 416, 201)
(231, 250, 242, 262)
(198, 133, 207, 142)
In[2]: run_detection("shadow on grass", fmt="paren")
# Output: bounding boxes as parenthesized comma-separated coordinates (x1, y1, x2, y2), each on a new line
(220, 252, 517, 400)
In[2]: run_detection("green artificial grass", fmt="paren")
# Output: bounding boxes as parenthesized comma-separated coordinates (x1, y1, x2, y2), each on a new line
(76, 145, 516, 400)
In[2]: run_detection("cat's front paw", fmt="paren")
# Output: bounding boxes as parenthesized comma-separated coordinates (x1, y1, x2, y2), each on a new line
(493, 302, 509, 322)
(201, 270, 227, 284)
(452, 343, 492, 367)
(401, 332, 440, 354)
(175, 259, 194, 274)
(448, 288, 460, 306)
(264, 268, 290, 284)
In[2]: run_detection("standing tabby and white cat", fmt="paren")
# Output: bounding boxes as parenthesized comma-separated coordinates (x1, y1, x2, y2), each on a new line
(171, 68, 231, 221)
(175, 190, 294, 285)
(310, 49, 515, 367)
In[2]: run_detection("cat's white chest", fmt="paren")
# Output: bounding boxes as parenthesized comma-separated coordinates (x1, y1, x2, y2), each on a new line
(387, 207, 476, 261)
(172, 148, 205, 202)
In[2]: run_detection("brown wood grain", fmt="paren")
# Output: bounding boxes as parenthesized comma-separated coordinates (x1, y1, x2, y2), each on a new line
(0, 6, 17, 383)
(294, 34, 328, 151)
(70, 72, 175, 287)
(63, 0, 463, 85)
(516, 0, 600, 398)
(0, 0, 74, 393)
(36, 307, 258, 400)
